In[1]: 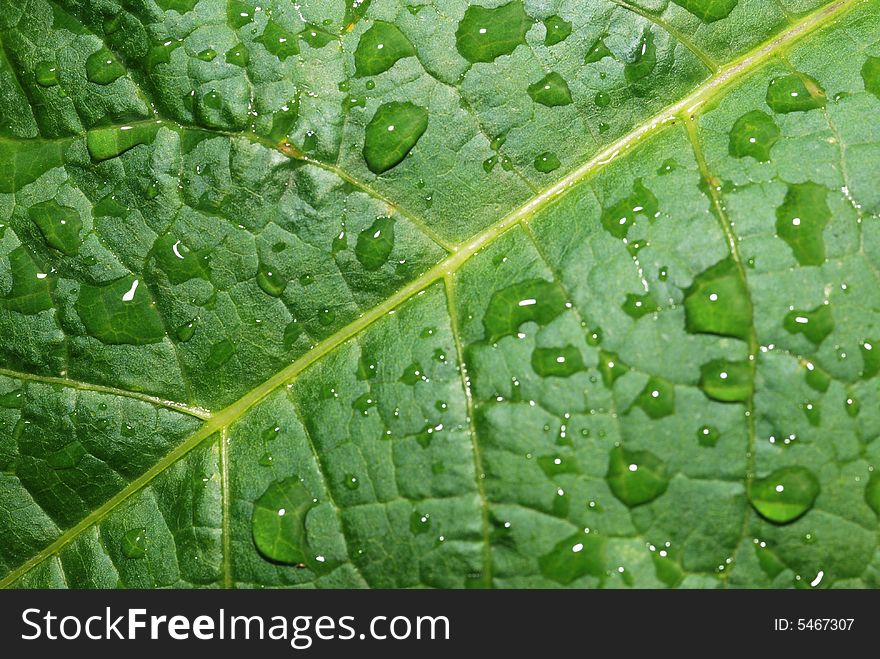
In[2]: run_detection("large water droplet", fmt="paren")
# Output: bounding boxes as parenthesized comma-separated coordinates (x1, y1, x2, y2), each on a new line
(533, 151, 560, 173)
(28, 199, 83, 256)
(866, 472, 880, 516)
(206, 338, 235, 368)
(455, 1, 533, 63)
(76, 277, 165, 345)
(86, 122, 161, 162)
(672, 0, 737, 22)
(542, 15, 571, 46)
(150, 234, 210, 284)
(122, 527, 147, 558)
(775, 182, 830, 266)
(766, 73, 826, 113)
(862, 56, 880, 100)
(728, 110, 779, 162)
(697, 425, 720, 447)
(482, 279, 566, 342)
(355, 216, 395, 270)
(624, 30, 656, 83)
(585, 35, 612, 64)
(606, 446, 669, 506)
(225, 43, 249, 67)
(363, 102, 428, 174)
(0, 247, 54, 315)
(256, 262, 287, 297)
(256, 20, 299, 61)
(633, 377, 675, 418)
(527, 72, 572, 107)
(539, 532, 605, 584)
(684, 257, 752, 341)
(601, 179, 658, 239)
(598, 350, 629, 387)
(86, 48, 126, 84)
(699, 359, 752, 403)
(35, 61, 59, 87)
(531, 345, 585, 377)
(749, 467, 819, 523)
(252, 478, 315, 565)
(354, 21, 415, 76)
(783, 304, 833, 346)
(47, 441, 86, 469)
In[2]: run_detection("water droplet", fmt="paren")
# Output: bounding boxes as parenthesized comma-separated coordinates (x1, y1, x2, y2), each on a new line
(256, 262, 287, 297)
(860, 340, 879, 379)
(354, 21, 415, 76)
(28, 199, 83, 256)
(455, 1, 533, 63)
(594, 91, 611, 108)
(601, 179, 658, 239)
(699, 360, 752, 403)
(76, 277, 165, 345)
(539, 532, 605, 584)
(801, 400, 821, 426)
(657, 159, 678, 175)
(410, 510, 431, 534)
(86, 122, 161, 162)
(0, 389, 23, 409)
(256, 20, 299, 60)
(542, 15, 571, 46)
(176, 318, 198, 342)
(533, 151, 560, 173)
(363, 102, 428, 174)
(775, 182, 830, 266)
(527, 72, 572, 107)
(598, 350, 628, 388)
(862, 56, 880, 100)
(633, 377, 675, 418)
(585, 35, 612, 64)
(196, 47, 217, 62)
(122, 528, 147, 558)
(400, 362, 426, 385)
(146, 39, 183, 69)
(252, 478, 315, 565)
(538, 454, 580, 477)
(206, 338, 235, 368)
(0, 247, 54, 315)
(225, 43, 249, 67)
(766, 73, 826, 113)
(697, 425, 720, 447)
(299, 24, 335, 49)
(343, 474, 360, 490)
(355, 216, 395, 270)
(624, 30, 656, 83)
(844, 394, 859, 417)
(35, 61, 59, 87)
(227, 1, 254, 28)
(531, 346, 585, 377)
(353, 392, 377, 415)
(149, 234, 209, 284)
(749, 467, 819, 523)
(672, 0, 737, 22)
(783, 304, 834, 346)
(866, 472, 880, 516)
(684, 257, 752, 341)
(606, 446, 669, 506)
(728, 110, 780, 162)
(47, 441, 86, 469)
(86, 48, 126, 84)
(482, 279, 567, 342)
(258, 452, 274, 466)
(622, 292, 659, 320)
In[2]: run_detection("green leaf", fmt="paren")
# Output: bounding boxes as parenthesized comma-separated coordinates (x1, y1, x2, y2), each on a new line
(1, 0, 878, 590)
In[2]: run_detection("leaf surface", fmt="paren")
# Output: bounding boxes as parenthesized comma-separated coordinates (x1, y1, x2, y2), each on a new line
(1, 0, 879, 588)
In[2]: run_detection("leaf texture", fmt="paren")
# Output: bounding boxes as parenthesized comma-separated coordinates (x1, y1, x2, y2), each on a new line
(1, 0, 879, 588)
